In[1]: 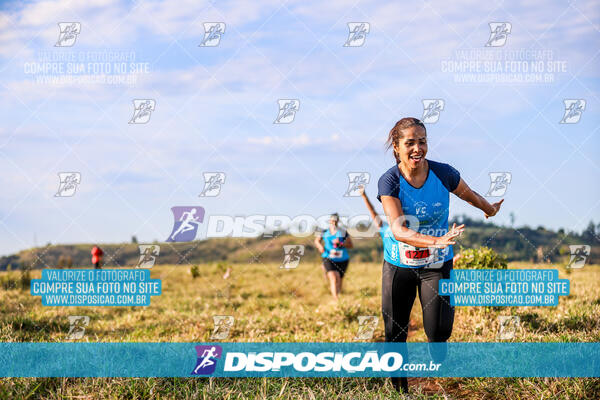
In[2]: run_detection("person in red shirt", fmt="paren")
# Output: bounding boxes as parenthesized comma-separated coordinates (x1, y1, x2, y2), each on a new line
(91, 245, 104, 269)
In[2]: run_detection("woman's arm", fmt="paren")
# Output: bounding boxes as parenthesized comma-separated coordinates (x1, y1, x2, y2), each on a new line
(344, 235, 354, 249)
(314, 234, 325, 254)
(452, 178, 503, 218)
(359, 186, 383, 229)
(380, 195, 463, 248)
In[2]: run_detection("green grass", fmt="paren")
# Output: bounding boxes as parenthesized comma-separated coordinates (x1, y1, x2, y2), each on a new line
(0, 262, 599, 399)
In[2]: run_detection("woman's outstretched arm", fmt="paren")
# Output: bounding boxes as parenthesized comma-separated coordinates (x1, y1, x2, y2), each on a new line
(452, 178, 503, 218)
(380, 195, 464, 248)
(359, 187, 383, 229)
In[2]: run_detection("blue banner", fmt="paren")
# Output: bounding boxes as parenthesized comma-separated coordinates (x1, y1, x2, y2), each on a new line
(30, 269, 162, 306)
(0, 343, 597, 377)
(439, 269, 569, 306)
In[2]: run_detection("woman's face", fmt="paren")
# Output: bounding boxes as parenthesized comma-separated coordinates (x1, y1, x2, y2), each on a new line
(393, 125, 427, 169)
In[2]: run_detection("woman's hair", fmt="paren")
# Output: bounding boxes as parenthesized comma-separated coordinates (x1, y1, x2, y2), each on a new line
(385, 117, 427, 164)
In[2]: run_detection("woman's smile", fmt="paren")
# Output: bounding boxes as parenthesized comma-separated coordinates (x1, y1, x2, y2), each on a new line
(409, 153, 424, 165)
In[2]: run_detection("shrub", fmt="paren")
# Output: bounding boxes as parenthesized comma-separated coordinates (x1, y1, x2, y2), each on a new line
(216, 262, 230, 273)
(454, 246, 508, 269)
(20, 264, 32, 290)
(190, 265, 200, 279)
(0, 274, 19, 290)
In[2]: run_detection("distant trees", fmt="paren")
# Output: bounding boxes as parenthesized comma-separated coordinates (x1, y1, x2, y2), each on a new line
(582, 221, 598, 244)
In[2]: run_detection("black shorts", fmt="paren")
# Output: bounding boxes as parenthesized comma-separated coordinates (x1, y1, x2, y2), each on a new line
(323, 258, 349, 278)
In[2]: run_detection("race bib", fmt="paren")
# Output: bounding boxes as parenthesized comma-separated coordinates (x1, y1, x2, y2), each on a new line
(328, 249, 343, 259)
(423, 247, 448, 269)
(398, 243, 448, 267)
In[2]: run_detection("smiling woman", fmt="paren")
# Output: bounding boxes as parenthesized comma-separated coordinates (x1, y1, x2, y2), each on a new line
(377, 117, 504, 393)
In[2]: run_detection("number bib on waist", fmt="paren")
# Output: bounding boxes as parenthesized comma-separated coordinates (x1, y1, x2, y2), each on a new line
(397, 243, 449, 268)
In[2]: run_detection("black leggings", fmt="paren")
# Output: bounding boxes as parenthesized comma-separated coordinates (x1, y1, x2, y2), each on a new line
(381, 259, 454, 344)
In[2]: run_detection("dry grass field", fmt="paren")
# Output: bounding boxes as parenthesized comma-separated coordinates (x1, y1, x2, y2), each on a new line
(0, 261, 598, 399)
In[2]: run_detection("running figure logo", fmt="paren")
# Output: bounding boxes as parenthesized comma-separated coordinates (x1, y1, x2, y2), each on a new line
(199, 172, 226, 197)
(486, 172, 511, 197)
(497, 316, 519, 340)
(422, 99, 445, 124)
(280, 245, 305, 269)
(354, 316, 378, 340)
(344, 172, 370, 197)
(55, 22, 81, 47)
(485, 22, 511, 47)
(166, 206, 205, 242)
(136, 245, 160, 268)
(560, 99, 586, 124)
(66, 316, 89, 340)
(210, 315, 234, 340)
(199, 23, 226, 47)
(567, 245, 590, 269)
(129, 99, 156, 124)
(192, 345, 222, 375)
(344, 22, 370, 47)
(274, 99, 300, 124)
(55, 172, 81, 197)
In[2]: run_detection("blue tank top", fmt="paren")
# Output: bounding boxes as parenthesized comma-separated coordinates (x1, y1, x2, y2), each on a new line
(320, 228, 350, 262)
(377, 160, 460, 268)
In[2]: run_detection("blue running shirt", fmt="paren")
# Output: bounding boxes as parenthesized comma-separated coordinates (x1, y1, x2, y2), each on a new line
(319, 228, 350, 262)
(377, 160, 460, 268)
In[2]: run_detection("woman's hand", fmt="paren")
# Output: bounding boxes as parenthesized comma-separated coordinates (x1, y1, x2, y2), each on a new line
(485, 199, 504, 219)
(432, 223, 465, 248)
(358, 185, 366, 197)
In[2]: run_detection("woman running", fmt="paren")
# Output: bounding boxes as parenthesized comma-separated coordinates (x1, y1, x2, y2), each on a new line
(314, 213, 354, 300)
(375, 117, 503, 393)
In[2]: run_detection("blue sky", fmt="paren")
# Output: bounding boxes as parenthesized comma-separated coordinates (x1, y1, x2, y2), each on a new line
(0, 0, 599, 256)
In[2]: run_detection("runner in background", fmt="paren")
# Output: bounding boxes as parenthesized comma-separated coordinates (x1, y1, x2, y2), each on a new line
(91, 245, 104, 269)
(314, 213, 353, 301)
